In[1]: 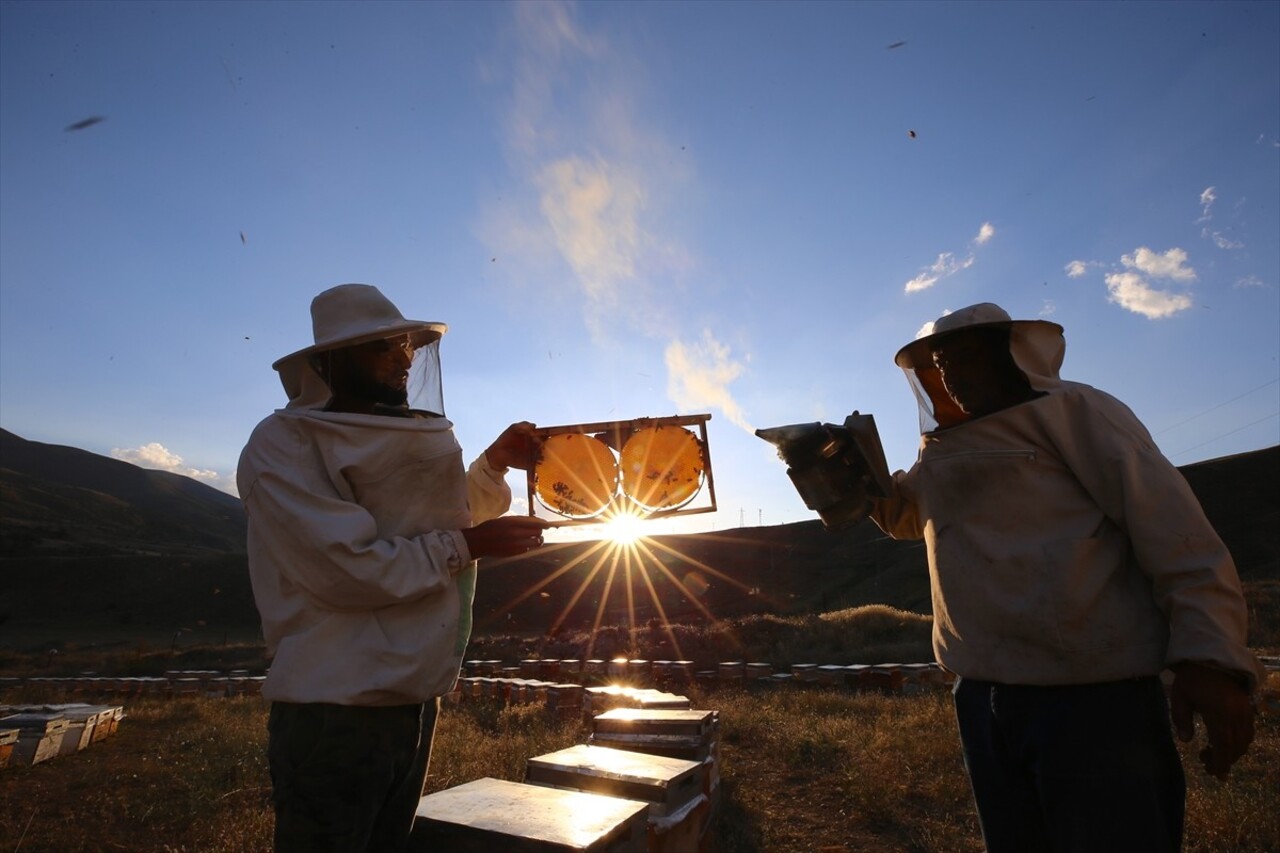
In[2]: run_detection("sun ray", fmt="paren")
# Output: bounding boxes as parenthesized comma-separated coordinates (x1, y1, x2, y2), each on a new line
(546, 551, 612, 637)
(631, 537, 720, 629)
(476, 539, 613, 630)
(627, 543, 686, 660)
(585, 546, 625, 661)
(641, 535, 760, 595)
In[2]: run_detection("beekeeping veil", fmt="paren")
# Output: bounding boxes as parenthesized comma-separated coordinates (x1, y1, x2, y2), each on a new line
(272, 283, 448, 415)
(893, 303, 1066, 433)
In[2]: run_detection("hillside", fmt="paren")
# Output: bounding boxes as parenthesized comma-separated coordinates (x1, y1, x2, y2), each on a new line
(0, 429, 246, 556)
(0, 430, 1275, 648)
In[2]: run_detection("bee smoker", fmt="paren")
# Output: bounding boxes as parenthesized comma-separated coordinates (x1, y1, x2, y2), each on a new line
(755, 411, 892, 531)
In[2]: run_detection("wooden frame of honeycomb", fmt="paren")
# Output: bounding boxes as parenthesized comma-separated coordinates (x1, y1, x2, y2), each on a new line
(526, 414, 717, 525)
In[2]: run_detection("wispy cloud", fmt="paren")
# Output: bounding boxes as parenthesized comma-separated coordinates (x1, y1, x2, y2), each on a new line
(111, 443, 237, 495)
(1197, 186, 1216, 223)
(483, 1, 751, 431)
(665, 330, 752, 432)
(1197, 185, 1245, 250)
(536, 156, 642, 304)
(1065, 259, 1098, 278)
(903, 222, 992, 293)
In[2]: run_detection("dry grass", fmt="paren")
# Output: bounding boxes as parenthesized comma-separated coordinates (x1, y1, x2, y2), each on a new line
(2, 605, 1277, 852)
(2, 683, 1276, 852)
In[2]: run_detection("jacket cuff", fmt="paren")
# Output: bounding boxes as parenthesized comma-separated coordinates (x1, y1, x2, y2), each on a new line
(445, 529, 473, 571)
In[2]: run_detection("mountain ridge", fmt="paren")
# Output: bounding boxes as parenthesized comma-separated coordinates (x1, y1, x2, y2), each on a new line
(0, 429, 1275, 646)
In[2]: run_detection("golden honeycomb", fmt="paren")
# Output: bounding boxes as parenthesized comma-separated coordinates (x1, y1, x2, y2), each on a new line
(534, 433, 620, 518)
(620, 425, 705, 511)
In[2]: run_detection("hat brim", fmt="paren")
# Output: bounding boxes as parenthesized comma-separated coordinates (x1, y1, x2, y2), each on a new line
(894, 319, 1060, 370)
(272, 320, 447, 372)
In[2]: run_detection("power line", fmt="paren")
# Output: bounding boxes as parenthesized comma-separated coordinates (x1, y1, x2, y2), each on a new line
(1167, 411, 1280, 462)
(1153, 378, 1279, 437)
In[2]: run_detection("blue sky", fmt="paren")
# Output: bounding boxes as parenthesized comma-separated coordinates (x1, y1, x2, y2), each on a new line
(2, 0, 1277, 539)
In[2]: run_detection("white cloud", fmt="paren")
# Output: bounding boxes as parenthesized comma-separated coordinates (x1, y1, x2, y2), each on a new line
(1064, 260, 1093, 278)
(1120, 247, 1196, 282)
(903, 222, 990, 293)
(664, 330, 752, 432)
(1197, 186, 1216, 223)
(1235, 275, 1267, 289)
(903, 251, 975, 293)
(1208, 231, 1244, 250)
(111, 443, 237, 495)
(480, 0, 693, 345)
(1104, 271, 1192, 319)
(1039, 300, 1057, 317)
(537, 156, 642, 303)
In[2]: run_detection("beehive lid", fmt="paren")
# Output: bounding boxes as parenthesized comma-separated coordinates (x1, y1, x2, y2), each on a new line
(591, 708, 717, 738)
(413, 777, 647, 851)
(0, 713, 70, 734)
(526, 744, 703, 814)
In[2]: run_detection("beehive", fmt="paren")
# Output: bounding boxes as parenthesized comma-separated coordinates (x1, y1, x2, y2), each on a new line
(526, 744, 708, 853)
(2, 713, 69, 766)
(410, 777, 647, 853)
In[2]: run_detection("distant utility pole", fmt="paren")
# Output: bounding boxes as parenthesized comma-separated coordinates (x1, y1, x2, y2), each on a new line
(739, 508, 745, 527)
(758, 509, 762, 526)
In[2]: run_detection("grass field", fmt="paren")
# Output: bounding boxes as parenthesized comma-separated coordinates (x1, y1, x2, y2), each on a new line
(1, 684, 1276, 852)
(2, 603, 1277, 852)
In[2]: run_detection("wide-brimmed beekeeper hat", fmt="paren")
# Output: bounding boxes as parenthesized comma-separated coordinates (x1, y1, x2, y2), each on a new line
(893, 302, 1062, 370)
(271, 283, 447, 372)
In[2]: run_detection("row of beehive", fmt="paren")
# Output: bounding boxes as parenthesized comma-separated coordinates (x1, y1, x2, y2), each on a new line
(0, 703, 124, 769)
(0, 671, 266, 699)
(412, 687, 721, 852)
(462, 657, 956, 693)
(451, 677, 696, 723)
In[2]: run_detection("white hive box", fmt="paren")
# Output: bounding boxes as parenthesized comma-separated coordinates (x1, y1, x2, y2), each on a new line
(2, 712, 69, 766)
(588, 707, 722, 814)
(526, 744, 709, 853)
(410, 777, 647, 853)
(526, 744, 704, 818)
(51, 705, 108, 756)
(589, 708, 719, 760)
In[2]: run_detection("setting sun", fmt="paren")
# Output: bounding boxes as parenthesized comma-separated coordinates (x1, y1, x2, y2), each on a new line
(599, 509, 646, 546)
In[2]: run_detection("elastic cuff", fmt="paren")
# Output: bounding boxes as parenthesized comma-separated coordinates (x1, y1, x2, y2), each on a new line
(444, 529, 473, 571)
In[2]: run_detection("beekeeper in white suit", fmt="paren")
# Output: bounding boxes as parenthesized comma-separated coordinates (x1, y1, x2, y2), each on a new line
(237, 283, 549, 852)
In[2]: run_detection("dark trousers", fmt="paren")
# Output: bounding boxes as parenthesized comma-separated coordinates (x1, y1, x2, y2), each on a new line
(267, 699, 440, 853)
(953, 676, 1185, 853)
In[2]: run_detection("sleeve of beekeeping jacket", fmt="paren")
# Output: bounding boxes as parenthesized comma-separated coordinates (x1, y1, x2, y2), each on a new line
(467, 453, 514, 525)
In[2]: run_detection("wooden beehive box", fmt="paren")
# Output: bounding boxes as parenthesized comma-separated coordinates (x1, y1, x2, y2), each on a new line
(0, 728, 18, 769)
(410, 777, 647, 853)
(526, 745, 709, 853)
(526, 744, 703, 819)
(591, 708, 717, 743)
(588, 708, 722, 808)
(52, 705, 107, 756)
(2, 713, 69, 766)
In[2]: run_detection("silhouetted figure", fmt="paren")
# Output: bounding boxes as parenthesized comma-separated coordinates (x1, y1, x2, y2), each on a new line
(238, 284, 548, 852)
(868, 302, 1261, 852)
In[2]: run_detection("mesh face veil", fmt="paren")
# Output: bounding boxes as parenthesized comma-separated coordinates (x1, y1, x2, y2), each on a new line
(406, 339, 445, 417)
